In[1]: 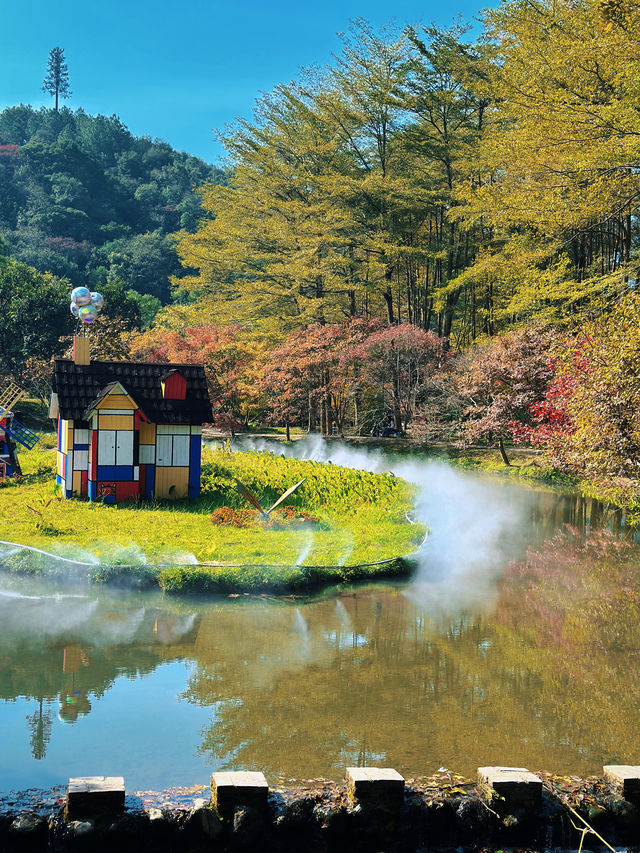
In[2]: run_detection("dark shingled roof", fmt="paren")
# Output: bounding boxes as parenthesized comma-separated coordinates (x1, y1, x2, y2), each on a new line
(52, 359, 213, 425)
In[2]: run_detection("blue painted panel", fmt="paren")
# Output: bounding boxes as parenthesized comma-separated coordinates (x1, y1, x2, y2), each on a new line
(188, 435, 201, 499)
(74, 443, 89, 451)
(65, 489, 73, 499)
(88, 480, 97, 501)
(103, 495, 116, 505)
(145, 465, 155, 500)
(56, 474, 63, 486)
(97, 465, 134, 482)
(57, 417, 62, 452)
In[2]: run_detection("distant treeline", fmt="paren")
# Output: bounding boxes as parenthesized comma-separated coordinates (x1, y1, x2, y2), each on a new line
(0, 105, 227, 305)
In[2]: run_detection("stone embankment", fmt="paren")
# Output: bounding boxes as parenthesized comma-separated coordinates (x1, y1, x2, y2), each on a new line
(2, 765, 640, 851)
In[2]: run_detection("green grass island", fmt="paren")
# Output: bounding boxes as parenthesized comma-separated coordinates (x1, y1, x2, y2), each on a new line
(0, 437, 426, 594)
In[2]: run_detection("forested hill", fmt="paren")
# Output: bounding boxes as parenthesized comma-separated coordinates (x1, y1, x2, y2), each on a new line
(0, 105, 227, 304)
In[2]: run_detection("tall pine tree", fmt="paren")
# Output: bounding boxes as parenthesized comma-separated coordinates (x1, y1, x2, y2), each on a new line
(42, 47, 71, 111)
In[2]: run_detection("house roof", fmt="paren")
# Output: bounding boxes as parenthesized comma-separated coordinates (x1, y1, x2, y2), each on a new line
(52, 359, 213, 425)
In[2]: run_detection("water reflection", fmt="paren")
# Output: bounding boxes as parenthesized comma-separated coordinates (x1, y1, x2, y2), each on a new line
(1, 478, 640, 788)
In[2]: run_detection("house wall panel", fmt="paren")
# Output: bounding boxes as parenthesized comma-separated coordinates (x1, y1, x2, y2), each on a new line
(98, 430, 116, 466)
(155, 466, 189, 499)
(139, 422, 156, 444)
(65, 451, 74, 491)
(73, 450, 88, 471)
(74, 429, 89, 446)
(189, 435, 201, 499)
(97, 465, 134, 482)
(156, 435, 172, 466)
(139, 444, 155, 465)
(96, 395, 137, 410)
(172, 435, 190, 467)
(157, 424, 190, 435)
(115, 482, 139, 501)
(90, 431, 98, 475)
(145, 465, 155, 499)
(116, 430, 134, 466)
(99, 414, 133, 431)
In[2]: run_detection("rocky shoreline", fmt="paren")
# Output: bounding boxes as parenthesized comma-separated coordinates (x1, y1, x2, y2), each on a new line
(2, 768, 640, 851)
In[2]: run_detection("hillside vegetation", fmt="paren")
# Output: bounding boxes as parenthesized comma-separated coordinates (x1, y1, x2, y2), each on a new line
(0, 106, 226, 303)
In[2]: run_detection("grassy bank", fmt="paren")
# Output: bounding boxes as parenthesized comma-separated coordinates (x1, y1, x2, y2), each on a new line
(0, 441, 424, 593)
(433, 446, 578, 489)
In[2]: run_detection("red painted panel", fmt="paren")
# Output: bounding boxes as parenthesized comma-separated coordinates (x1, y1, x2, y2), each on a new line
(115, 481, 140, 502)
(90, 430, 98, 472)
(134, 410, 141, 430)
(80, 471, 88, 495)
(163, 371, 187, 400)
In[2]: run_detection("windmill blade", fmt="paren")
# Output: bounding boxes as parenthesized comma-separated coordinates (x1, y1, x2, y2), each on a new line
(266, 478, 306, 516)
(233, 477, 269, 519)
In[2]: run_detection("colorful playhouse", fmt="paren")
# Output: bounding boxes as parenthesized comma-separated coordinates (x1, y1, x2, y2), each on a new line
(50, 337, 212, 502)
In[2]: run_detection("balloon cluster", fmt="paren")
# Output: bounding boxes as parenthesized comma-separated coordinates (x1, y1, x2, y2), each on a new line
(70, 287, 104, 324)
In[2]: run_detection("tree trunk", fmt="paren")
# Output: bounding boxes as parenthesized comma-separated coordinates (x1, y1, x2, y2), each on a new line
(499, 437, 511, 467)
(383, 288, 394, 324)
(285, 420, 291, 442)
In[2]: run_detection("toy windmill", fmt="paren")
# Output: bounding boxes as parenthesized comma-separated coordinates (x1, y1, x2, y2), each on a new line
(233, 477, 306, 521)
(0, 383, 39, 477)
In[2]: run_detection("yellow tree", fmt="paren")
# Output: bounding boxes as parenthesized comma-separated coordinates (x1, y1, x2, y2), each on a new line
(459, 0, 640, 324)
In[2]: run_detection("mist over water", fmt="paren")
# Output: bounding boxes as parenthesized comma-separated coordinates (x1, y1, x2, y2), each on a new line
(235, 435, 532, 614)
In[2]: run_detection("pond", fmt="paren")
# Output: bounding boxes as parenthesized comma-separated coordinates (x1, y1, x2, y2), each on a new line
(1, 438, 639, 792)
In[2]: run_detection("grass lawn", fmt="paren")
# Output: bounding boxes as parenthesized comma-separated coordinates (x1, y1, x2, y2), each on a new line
(0, 439, 425, 593)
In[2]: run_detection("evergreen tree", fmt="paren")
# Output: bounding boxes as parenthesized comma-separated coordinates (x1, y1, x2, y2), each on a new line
(42, 47, 72, 111)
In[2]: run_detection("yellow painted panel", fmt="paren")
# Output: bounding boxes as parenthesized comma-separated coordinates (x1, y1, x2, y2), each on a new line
(139, 421, 156, 444)
(154, 466, 189, 499)
(63, 425, 73, 454)
(99, 414, 133, 430)
(95, 393, 137, 411)
(73, 470, 81, 494)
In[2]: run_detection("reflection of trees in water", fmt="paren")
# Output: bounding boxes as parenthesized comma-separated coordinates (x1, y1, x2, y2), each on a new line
(0, 598, 200, 760)
(527, 491, 626, 541)
(3, 489, 640, 777)
(26, 698, 52, 760)
(182, 530, 640, 778)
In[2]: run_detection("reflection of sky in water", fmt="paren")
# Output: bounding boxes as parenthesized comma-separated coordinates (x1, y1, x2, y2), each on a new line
(322, 631, 368, 649)
(1, 662, 214, 790)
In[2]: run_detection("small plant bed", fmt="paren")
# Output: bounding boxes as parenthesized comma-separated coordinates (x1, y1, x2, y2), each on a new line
(0, 443, 425, 594)
(209, 506, 323, 529)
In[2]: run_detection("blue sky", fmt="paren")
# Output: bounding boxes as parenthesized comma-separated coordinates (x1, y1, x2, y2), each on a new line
(1, 0, 486, 165)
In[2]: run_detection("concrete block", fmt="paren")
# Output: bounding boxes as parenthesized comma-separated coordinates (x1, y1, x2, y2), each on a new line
(604, 765, 640, 801)
(345, 767, 405, 807)
(211, 771, 269, 815)
(66, 776, 125, 820)
(478, 767, 542, 810)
